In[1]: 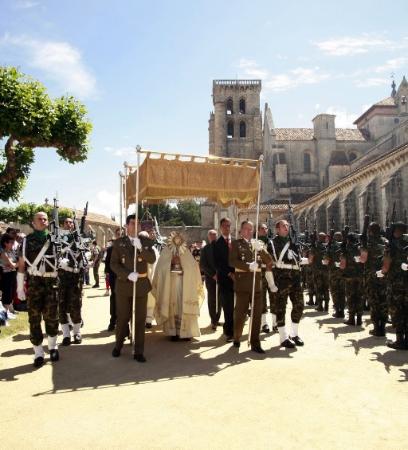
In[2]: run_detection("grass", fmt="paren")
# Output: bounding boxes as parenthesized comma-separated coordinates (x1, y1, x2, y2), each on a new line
(0, 310, 29, 339)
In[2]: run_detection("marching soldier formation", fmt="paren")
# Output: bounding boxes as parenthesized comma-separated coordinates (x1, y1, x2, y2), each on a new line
(10, 201, 408, 369)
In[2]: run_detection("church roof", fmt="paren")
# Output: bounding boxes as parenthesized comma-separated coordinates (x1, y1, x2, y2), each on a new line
(374, 96, 396, 107)
(274, 128, 366, 141)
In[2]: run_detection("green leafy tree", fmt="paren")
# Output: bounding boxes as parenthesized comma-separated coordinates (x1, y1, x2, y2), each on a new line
(0, 66, 92, 201)
(0, 202, 75, 226)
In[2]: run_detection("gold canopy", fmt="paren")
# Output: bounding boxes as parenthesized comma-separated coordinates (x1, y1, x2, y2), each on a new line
(125, 152, 260, 207)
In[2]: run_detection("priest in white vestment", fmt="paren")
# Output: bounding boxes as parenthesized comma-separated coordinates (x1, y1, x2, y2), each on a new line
(152, 232, 204, 340)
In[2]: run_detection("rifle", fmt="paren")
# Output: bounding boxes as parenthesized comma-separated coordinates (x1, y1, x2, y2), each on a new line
(288, 200, 300, 253)
(385, 202, 396, 242)
(72, 204, 89, 269)
(304, 218, 310, 245)
(49, 196, 62, 257)
(360, 197, 370, 248)
(327, 217, 335, 249)
(80, 201, 88, 235)
(310, 219, 317, 248)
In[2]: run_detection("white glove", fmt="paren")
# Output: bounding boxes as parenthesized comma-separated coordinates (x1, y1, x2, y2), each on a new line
(133, 237, 142, 250)
(59, 257, 70, 269)
(376, 270, 385, 278)
(17, 272, 26, 301)
(265, 271, 278, 293)
(287, 249, 294, 260)
(322, 259, 329, 266)
(401, 263, 408, 271)
(250, 239, 264, 252)
(354, 256, 361, 263)
(248, 261, 258, 272)
(335, 262, 340, 268)
(127, 272, 139, 282)
(300, 257, 309, 265)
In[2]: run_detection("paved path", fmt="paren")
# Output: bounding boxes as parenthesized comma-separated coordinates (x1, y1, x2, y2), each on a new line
(1, 284, 407, 449)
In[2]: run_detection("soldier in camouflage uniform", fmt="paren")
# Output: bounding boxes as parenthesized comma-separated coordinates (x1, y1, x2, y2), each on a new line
(17, 212, 60, 368)
(381, 222, 408, 350)
(58, 217, 86, 346)
(257, 223, 276, 333)
(271, 220, 307, 348)
(359, 223, 388, 337)
(310, 233, 330, 312)
(340, 233, 364, 326)
(303, 247, 316, 306)
(325, 232, 346, 318)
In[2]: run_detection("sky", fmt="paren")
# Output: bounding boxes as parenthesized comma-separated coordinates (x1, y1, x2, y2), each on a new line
(1, 0, 408, 218)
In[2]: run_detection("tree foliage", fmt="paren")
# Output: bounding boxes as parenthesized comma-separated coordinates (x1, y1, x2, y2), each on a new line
(0, 66, 92, 200)
(138, 201, 201, 226)
(0, 202, 74, 226)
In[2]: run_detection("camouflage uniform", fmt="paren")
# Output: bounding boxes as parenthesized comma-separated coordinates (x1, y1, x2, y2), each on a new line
(340, 234, 364, 325)
(325, 239, 346, 317)
(386, 232, 408, 349)
(20, 231, 59, 346)
(271, 235, 304, 343)
(310, 241, 330, 311)
(364, 234, 387, 335)
(59, 232, 84, 328)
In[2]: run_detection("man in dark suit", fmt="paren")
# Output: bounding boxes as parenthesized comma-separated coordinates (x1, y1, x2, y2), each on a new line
(213, 217, 235, 341)
(200, 229, 220, 330)
(104, 241, 116, 331)
(110, 214, 156, 362)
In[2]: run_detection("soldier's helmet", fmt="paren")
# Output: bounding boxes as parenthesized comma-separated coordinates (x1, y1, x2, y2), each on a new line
(368, 222, 381, 236)
(393, 221, 407, 233)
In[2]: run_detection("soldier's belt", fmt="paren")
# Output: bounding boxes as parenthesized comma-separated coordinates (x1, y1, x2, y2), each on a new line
(274, 262, 300, 271)
(60, 267, 81, 274)
(138, 273, 148, 278)
(27, 268, 58, 278)
(235, 268, 261, 273)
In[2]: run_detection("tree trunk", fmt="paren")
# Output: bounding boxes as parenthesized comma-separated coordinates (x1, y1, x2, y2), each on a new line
(0, 136, 17, 186)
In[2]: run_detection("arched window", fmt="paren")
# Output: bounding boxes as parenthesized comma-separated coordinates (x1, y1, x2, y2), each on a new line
(304, 152, 311, 173)
(239, 121, 246, 138)
(239, 98, 246, 114)
(226, 98, 233, 115)
(227, 120, 234, 138)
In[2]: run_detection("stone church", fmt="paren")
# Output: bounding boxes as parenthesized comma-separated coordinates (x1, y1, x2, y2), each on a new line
(206, 77, 408, 231)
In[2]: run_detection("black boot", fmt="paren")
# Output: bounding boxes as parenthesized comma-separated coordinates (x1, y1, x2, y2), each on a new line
(344, 314, 355, 326)
(306, 295, 314, 306)
(324, 300, 329, 312)
(387, 332, 406, 350)
(369, 320, 379, 336)
(377, 320, 386, 337)
(356, 314, 363, 326)
(315, 301, 324, 312)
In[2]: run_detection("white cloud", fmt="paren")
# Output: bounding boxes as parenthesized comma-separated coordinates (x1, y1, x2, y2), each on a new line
(354, 77, 389, 88)
(104, 146, 136, 158)
(326, 106, 358, 128)
(314, 34, 408, 56)
(0, 34, 97, 99)
(92, 189, 119, 218)
(264, 66, 330, 92)
(238, 59, 268, 78)
(14, 0, 39, 9)
(374, 57, 408, 73)
(238, 59, 330, 92)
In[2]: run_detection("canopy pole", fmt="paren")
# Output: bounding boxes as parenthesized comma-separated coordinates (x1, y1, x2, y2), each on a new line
(248, 155, 264, 347)
(131, 145, 141, 355)
(119, 171, 124, 231)
(123, 162, 129, 218)
(234, 201, 239, 239)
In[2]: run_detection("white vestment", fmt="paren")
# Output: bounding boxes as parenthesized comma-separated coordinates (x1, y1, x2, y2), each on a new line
(152, 246, 204, 338)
